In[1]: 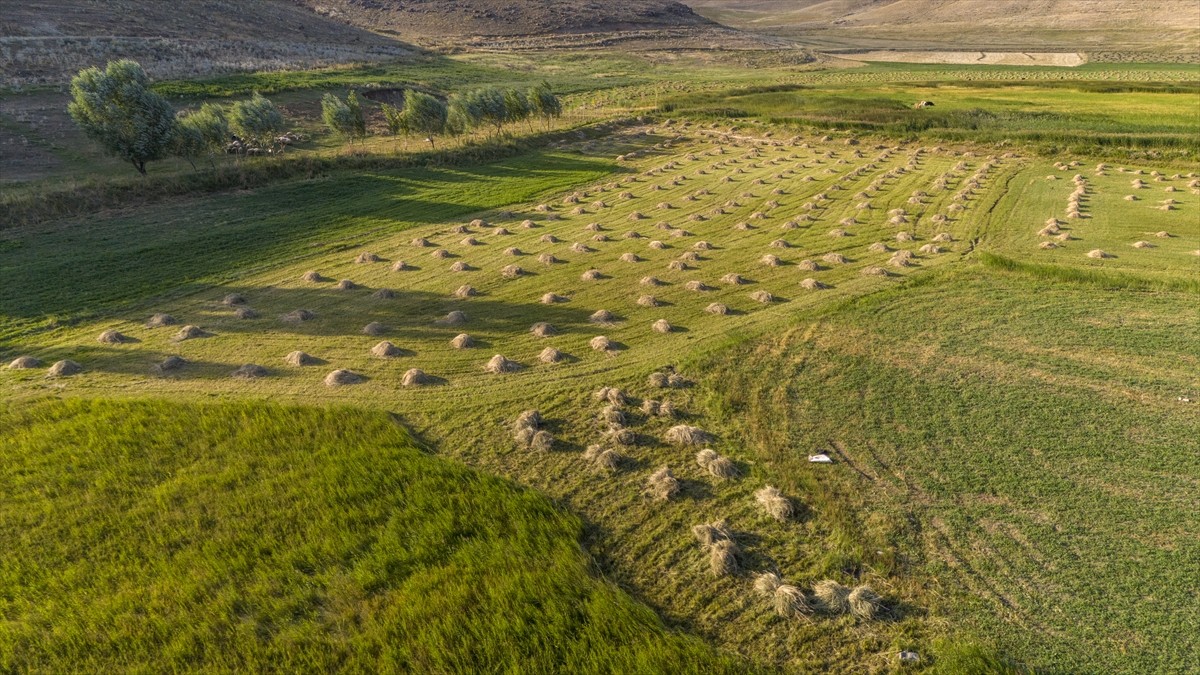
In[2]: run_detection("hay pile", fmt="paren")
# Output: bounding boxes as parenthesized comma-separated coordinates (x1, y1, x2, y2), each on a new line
(392, 260, 412, 272)
(570, 243, 592, 253)
(800, 278, 826, 290)
(355, 252, 380, 264)
(1086, 249, 1109, 259)
(620, 252, 641, 263)
(760, 254, 782, 267)
(503, 247, 523, 257)
(530, 322, 557, 338)
(828, 228, 848, 238)
(231, 363, 267, 379)
(285, 350, 320, 366)
(584, 444, 623, 472)
(7, 355, 41, 369)
(706, 302, 730, 315)
(684, 280, 710, 292)
(590, 336, 613, 352)
(372, 288, 396, 300)
(97, 330, 129, 345)
(222, 293, 246, 306)
(431, 249, 450, 259)
(371, 341, 403, 358)
(453, 285, 477, 299)
(541, 234, 560, 244)
(932, 232, 953, 243)
(324, 369, 363, 386)
(848, 586, 883, 619)
(581, 269, 603, 281)
(668, 260, 688, 272)
(154, 356, 187, 375)
(281, 309, 315, 323)
(146, 313, 177, 328)
(590, 309, 616, 324)
(640, 276, 663, 286)
(450, 262, 473, 273)
(755, 573, 813, 618)
(450, 333, 474, 349)
(721, 273, 746, 285)
(538, 253, 560, 266)
(1156, 231, 1171, 238)
(822, 253, 847, 265)
(918, 244, 944, 255)
(335, 279, 358, 291)
(649, 240, 667, 250)
(501, 265, 524, 279)
(485, 355, 521, 374)
(696, 448, 738, 479)
(645, 466, 680, 501)
(541, 292, 567, 304)
(302, 270, 324, 283)
(665, 424, 711, 446)
(652, 319, 673, 334)
(769, 239, 790, 249)
(861, 266, 889, 277)
(539, 347, 565, 363)
(48, 359, 83, 376)
(361, 322, 387, 336)
(234, 307, 259, 319)
(437, 310, 467, 325)
(636, 295, 660, 308)
(813, 580, 851, 614)
(755, 485, 794, 521)
(679, 251, 700, 263)
(402, 368, 428, 386)
(868, 242, 890, 254)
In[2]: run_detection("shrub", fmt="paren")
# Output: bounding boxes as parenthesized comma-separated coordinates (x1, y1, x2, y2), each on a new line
(229, 92, 285, 153)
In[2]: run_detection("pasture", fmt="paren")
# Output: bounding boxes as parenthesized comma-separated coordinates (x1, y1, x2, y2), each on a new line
(2, 53, 1198, 673)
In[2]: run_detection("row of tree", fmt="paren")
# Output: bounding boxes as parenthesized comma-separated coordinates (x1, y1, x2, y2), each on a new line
(323, 84, 562, 148)
(68, 60, 286, 174)
(69, 60, 565, 174)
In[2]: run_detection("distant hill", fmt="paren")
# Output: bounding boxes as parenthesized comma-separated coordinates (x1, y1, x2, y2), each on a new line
(294, 0, 716, 39)
(0, 0, 724, 87)
(687, 0, 1200, 54)
(0, 0, 415, 86)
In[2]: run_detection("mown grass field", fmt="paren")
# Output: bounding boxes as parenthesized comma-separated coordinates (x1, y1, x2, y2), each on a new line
(1, 53, 1198, 674)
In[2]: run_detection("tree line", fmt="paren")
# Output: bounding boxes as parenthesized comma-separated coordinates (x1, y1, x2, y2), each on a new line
(68, 59, 563, 175)
(322, 83, 562, 148)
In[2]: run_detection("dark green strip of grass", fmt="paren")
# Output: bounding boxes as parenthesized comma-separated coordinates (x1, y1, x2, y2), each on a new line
(0, 398, 759, 673)
(978, 251, 1200, 294)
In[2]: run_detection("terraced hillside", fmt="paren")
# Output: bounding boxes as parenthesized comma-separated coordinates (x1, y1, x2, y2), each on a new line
(4, 117, 1197, 671)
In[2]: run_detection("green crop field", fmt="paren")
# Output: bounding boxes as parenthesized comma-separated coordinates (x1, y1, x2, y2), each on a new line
(1, 48, 1197, 674)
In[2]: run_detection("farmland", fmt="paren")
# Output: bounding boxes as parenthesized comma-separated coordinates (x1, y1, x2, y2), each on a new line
(2, 43, 1198, 675)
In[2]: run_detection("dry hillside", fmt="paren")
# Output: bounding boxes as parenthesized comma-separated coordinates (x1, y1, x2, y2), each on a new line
(296, 0, 716, 39)
(0, 0, 415, 86)
(688, 0, 1200, 54)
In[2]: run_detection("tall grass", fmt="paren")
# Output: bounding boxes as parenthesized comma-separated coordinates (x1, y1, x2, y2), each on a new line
(978, 251, 1200, 293)
(0, 398, 757, 673)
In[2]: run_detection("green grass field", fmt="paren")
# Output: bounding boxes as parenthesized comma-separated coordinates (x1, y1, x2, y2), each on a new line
(0, 398, 753, 673)
(1, 51, 1198, 673)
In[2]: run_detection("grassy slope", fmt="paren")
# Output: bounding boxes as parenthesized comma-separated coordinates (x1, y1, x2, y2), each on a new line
(696, 265, 1200, 673)
(0, 398, 754, 673)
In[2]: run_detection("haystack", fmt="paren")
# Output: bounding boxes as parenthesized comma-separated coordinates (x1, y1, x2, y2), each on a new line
(581, 269, 603, 281)
(222, 293, 246, 306)
(645, 466, 680, 501)
(620, 253, 641, 263)
(1086, 249, 1109, 259)
(7, 355, 41, 369)
(848, 586, 883, 619)
(484, 355, 521, 373)
(231, 363, 267, 379)
(760, 254, 782, 267)
(750, 290, 774, 303)
(823, 253, 847, 264)
(538, 253, 559, 266)
(324, 369, 363, 386)
(861, 266, 890, 277)
(371, 341, 403, 358)
(355, 252, 380, 264)
(235, 307, 259, 319)
(285, 350, 320, 366)
(640, 276, 663, 286)
(97, 329, 129, 345)
(530, 322, 557, 338)
(146, 313, 177, 328)
(48, 359, 83, 376)
(590, 336, 613, 352)
(652, 319, 673, 334)
(401, 368, 428, 386)
(541, 292, 567, 304)
(813, 580, 851, 614)
(453, 285, 477, 299)
(302, 270, 324, 283)
(590, 309, 616, 324)
(281, 309, 315, 323)
(665, 424, 711, 446)
(173, 325, 208, 341)
(755, 485, 793, 521)
(438, 310, 467, 325)
(539, 347, 565, 363)
(335, 279, 357, 291)
(431, 249, 450, 259)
